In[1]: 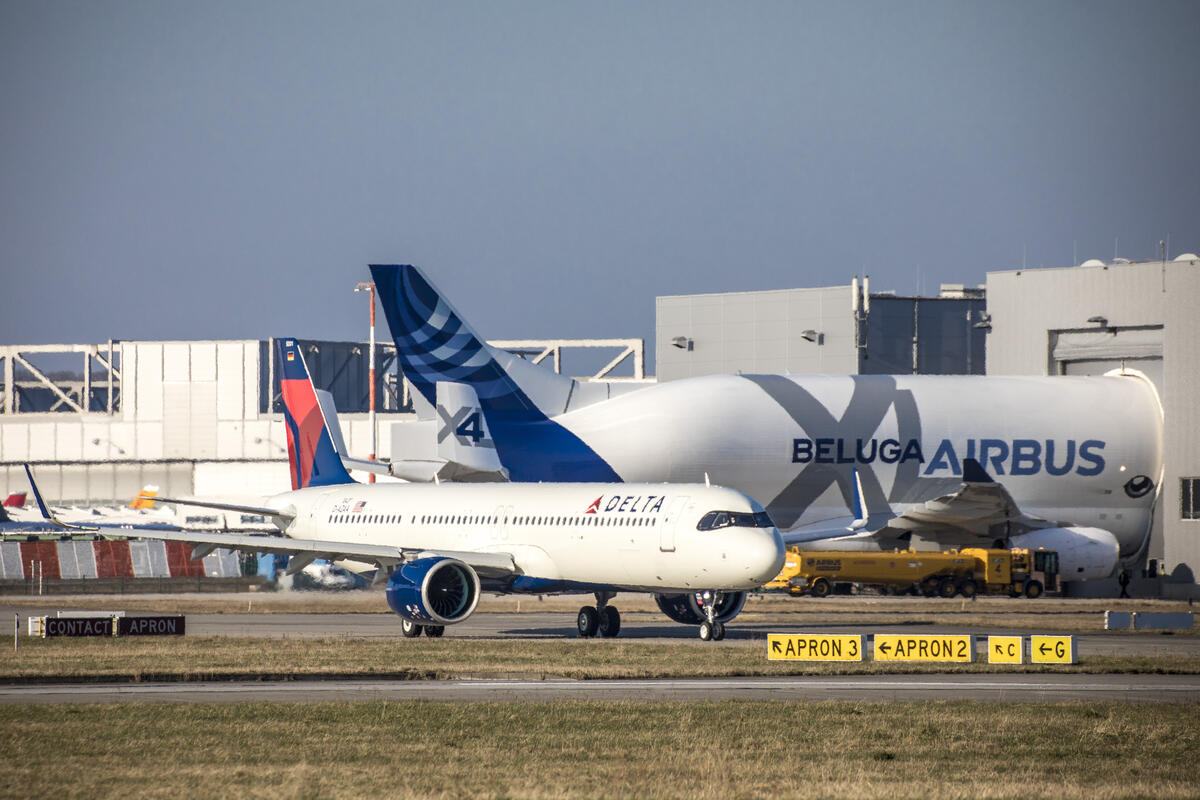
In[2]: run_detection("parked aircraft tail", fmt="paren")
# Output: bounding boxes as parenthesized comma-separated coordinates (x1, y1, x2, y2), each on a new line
(129, 486, 159, 509)
(369, 264, 572, 419)
(370, 265, 621, 482)
(277, 339, 355, 489)
(3, 492, 26, 508)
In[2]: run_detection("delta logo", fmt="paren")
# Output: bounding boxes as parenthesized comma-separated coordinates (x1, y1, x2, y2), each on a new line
(584, 495, 667, 514)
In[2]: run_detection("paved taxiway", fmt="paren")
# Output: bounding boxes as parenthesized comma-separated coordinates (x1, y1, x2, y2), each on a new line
(7, 605, 1196, 705)
(118, 611, 1200, 658)
(7, 605, 1199, 656)
(4, 673, 1199, 704)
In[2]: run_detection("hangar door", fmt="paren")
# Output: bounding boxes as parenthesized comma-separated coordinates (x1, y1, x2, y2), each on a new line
(1050, 327, 1163, 392)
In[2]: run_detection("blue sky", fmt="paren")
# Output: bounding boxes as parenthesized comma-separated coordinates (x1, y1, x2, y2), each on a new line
(3, 1, 1197, 370)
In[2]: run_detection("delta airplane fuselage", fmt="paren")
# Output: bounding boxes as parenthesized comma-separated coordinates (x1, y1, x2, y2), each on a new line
(272, 481, 786, 593)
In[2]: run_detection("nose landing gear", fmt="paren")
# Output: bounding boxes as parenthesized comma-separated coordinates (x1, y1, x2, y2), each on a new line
(696, 590, 726, 641)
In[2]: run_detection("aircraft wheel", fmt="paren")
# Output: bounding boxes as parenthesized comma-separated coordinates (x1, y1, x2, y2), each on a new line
(577, 606, 600, 638)
(423, 625, 445, 638)
(809, 578, 831, 598)
(937, 576, 957, 598)
(711, 621, 726, 641)
(958, 578, 978, 599)
(598, 606, 621, 638)
(401, 618, 423, 638)
(1023, 579, 1044, 599)
(699, 620, 714, 641)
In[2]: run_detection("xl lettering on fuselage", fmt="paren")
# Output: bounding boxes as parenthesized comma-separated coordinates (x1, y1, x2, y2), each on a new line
(791, 437, 1106, 477)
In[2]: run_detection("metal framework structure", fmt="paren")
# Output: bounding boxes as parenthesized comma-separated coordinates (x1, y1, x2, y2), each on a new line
(2, 337, 645, 420)
(0, 343, 121, 415)
(489, 338, 646, 381)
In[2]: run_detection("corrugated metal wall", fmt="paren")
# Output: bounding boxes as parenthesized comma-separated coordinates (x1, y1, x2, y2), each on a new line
(0, 540, 239, 580)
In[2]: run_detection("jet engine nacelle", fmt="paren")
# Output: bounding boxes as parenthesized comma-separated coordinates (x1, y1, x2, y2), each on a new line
(1010, 526, 1119, 581)
(385, 557, 481, 625)
(654, 592, 747, 625)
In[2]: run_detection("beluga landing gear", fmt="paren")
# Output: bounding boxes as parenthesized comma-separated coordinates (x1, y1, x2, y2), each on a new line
(577, 591, 621, 638)
(696, 590, 726, 641)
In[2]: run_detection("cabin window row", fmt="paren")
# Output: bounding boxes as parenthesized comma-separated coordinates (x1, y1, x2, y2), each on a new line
(327, 513, 404, 524)
(324, 513, 661, 527)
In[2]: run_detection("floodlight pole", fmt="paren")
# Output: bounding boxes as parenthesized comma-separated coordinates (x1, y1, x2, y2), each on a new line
(355, 282, 378, 483)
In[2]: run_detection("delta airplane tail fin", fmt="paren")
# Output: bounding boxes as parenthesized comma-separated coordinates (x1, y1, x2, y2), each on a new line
(277, 339, 355, 490)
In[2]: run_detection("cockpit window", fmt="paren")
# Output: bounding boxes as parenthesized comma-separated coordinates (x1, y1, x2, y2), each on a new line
(696, 510, 774, 531)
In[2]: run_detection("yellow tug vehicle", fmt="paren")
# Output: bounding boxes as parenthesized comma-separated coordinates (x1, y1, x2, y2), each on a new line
(763, 547, 1058, 599)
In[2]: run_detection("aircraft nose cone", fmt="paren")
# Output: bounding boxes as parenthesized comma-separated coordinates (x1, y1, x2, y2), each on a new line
(748, 528, 787, 584)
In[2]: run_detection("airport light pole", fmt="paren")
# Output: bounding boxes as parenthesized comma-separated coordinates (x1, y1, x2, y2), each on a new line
(355, 282, 377, 483)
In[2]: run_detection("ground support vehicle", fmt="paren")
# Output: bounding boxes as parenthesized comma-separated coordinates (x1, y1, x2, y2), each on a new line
(762, 547, 1057, 598)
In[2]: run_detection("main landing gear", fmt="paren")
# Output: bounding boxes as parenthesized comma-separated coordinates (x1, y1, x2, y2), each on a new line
(695, 590, 726, 641)
(577, 591, 621, 638)
(400, 618, 445, 638)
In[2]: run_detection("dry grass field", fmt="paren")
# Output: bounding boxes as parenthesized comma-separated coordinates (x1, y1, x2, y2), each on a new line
(2, 700, 1197, 799)
(1, 635, 1197, 683)
(1, 592, 1196, 798)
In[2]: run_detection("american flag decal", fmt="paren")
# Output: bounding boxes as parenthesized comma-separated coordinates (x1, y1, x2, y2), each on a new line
(352, 501, 366, 513)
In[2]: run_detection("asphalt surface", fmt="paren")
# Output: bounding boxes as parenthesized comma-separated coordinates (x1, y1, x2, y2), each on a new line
(127, 610, 1200, 658)
(6, 605, 1198, 704)
(4, 673, 1199, 705)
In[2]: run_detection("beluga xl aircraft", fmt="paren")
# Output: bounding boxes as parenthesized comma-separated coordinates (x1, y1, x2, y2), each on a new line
(365, 263, 1164, 593)
(117, 339, 785, 641)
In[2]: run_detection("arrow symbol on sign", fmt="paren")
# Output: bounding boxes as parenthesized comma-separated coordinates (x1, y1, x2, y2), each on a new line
(877, 642, 891, 655)
(994, 644, 1003, 653)
(772, 641, 782, 654)
(1039, 643, 1051, 655)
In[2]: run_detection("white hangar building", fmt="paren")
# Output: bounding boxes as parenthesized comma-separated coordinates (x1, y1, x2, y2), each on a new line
(985, 255, 1200, 587)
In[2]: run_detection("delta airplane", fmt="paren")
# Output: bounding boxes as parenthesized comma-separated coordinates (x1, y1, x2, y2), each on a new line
(367, 263, 1165, 588)
(127, 339, 785, 641)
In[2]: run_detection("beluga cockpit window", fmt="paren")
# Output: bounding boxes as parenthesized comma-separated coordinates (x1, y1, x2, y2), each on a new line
(696, 510, 774, 531)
